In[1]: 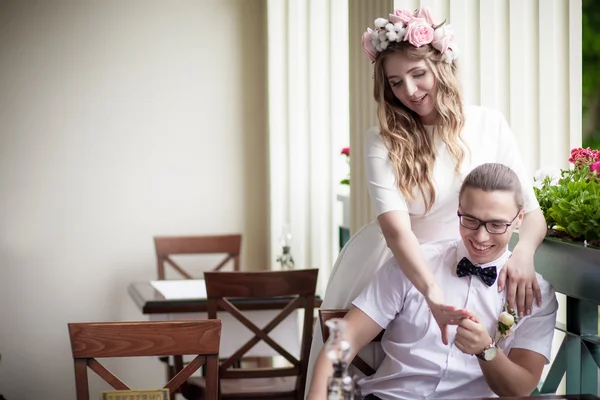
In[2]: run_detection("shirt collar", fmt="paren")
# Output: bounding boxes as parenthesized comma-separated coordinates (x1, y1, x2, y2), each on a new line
(455, 240, 512, 273)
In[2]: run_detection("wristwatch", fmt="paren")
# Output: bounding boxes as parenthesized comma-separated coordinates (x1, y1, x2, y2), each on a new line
(476, 342, 498, 361)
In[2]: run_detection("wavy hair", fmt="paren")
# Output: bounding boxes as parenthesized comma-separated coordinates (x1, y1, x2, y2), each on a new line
(373, 41, 466, 213)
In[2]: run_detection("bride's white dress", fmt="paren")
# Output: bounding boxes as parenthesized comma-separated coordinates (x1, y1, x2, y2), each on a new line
(305, 105, 540, 393)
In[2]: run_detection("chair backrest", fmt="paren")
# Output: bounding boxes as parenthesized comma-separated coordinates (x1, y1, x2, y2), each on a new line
(68, 320, 222, 400)
(318, 309, 383, 377)
(204, 269, 318, 399)
(154, 234, 242, 279)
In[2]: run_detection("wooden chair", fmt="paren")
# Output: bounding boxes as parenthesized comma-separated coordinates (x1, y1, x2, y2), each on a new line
(318, 309, 384, 377)
(154, 234, 242, 280)
(185, 269, 319, 400)
(68, 320, 222, 400)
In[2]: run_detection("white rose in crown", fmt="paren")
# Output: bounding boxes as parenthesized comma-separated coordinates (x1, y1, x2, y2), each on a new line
(498, 311, 515, 328)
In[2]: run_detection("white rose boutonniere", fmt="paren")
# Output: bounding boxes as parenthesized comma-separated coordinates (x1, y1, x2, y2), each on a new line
(496, 303, 519, 341)
(498, 311, 515, 328)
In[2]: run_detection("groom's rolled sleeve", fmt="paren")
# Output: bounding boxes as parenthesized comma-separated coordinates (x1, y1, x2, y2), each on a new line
(509, 277, 558, 363)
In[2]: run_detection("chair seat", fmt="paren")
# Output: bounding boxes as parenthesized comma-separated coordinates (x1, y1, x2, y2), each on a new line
(188, 376, 297, 398)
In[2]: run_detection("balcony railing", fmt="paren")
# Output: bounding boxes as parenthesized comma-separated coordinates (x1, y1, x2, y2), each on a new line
(510, 233, 600, 395)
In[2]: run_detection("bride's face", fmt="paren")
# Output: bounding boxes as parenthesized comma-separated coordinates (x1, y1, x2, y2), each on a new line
(383, 52, 439, 124)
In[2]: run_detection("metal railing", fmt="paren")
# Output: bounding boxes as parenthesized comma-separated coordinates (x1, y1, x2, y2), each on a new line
(510, 233, 600, 395)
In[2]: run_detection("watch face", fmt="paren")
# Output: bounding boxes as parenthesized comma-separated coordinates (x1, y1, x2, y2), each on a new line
(484, 346, 498, 361)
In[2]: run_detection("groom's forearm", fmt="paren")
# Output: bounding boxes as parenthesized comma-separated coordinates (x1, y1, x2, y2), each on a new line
(478, 349, 540, 397)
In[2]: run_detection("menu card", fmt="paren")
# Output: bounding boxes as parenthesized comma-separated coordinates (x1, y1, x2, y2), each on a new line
(149, 279, 207, 299)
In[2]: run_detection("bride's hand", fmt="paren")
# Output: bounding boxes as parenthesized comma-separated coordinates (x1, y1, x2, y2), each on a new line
(425, 283, 471, 345)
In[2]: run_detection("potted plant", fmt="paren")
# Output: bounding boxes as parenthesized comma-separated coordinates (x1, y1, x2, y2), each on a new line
(534, 147, 600, 248)
(528, 148, 600, 396)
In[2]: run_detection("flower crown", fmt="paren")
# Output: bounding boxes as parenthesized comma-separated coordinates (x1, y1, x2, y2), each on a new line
(361, 6, 458, 64)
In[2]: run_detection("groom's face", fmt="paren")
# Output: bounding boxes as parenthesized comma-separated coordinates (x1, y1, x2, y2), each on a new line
(458, 187, 524, 264)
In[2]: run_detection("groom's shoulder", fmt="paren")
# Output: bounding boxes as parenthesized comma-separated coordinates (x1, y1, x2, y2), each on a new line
(423, 238, 461, 265)
(534, 272, 557, 308)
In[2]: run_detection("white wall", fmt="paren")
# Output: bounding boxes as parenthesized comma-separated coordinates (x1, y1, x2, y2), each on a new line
(0, 1, 268, 398)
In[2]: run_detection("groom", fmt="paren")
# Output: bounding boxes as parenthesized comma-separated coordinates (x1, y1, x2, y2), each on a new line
(307, 163, 558, 400)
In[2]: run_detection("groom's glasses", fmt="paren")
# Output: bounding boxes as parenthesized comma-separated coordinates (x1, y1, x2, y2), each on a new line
(457, 210, 521, 234)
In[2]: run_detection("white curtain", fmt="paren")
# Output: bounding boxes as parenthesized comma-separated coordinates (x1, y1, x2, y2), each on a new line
(349, 0, 582, 231)
(267, 0, 349, 294)
(348, 0, 393, 234)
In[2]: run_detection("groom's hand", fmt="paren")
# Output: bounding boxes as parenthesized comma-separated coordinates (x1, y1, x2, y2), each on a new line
(453, 314, 493, 356)
(425, 283, 470, 345)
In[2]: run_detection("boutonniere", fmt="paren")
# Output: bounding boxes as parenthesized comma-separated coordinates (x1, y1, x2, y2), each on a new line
(495, 303, 519, 342)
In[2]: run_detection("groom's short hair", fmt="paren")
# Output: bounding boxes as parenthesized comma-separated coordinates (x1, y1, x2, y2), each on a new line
(459, 163, 524, 209)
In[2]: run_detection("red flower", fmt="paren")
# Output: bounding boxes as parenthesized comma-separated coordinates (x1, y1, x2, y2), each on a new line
(591, 161, 600, 174)
(341, 147, 350, 156)
(569, 147, 600, 165)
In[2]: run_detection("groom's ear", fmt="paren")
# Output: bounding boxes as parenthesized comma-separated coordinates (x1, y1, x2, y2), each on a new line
(513, 209, 525, 229)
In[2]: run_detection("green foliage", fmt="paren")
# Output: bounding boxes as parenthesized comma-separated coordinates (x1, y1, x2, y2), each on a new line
(584, 129, 600, 151)
(583, 0, 600, 149)
(534, 164, 600, 241)
(583, 0, 600, 105)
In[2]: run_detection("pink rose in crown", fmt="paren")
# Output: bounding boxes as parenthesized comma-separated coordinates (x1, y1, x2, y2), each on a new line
(415, 6, 440, 26)
(403, 17, 434, 47)
(432, 24, 455, 54)
(389, 8, 413, 24)
(362, 28, 377, 61)
(341, 147, 350, 156)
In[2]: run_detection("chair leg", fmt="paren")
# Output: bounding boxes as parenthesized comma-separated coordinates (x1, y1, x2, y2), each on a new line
(161, 356, 177, 400)
(168, 364, 176, 400)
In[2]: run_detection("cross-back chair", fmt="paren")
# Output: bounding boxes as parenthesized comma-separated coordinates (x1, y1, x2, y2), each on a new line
(319, 309, 384, 377)
(68, 320, 222, 400)
(185, 269, 319, 400)
(154, 234, 242, 280)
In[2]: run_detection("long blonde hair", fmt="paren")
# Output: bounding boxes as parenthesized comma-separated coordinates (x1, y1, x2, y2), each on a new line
(373, 41, 466, 213)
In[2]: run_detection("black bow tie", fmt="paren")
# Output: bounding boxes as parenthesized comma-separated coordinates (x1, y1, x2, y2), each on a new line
(456, 257, 497, 287)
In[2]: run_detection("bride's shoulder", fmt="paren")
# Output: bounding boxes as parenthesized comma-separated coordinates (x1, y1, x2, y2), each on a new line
(365, 126, 381, 140)
(364, 126, 388, 151)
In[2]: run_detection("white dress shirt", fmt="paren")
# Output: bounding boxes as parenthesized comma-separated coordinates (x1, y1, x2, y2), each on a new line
(353, 239, 558, 400)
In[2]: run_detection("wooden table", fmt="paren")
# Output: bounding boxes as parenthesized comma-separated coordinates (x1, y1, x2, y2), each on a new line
(128, 281, 322, 314)
(128, 280, 322, 358)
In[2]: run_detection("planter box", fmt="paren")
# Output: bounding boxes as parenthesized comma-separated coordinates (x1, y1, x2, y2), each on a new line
(511, 232, 600, 395)
(510, 232, 600, 303)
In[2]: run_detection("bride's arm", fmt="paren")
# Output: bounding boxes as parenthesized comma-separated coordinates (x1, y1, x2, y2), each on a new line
(377, 210, 467, 345)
